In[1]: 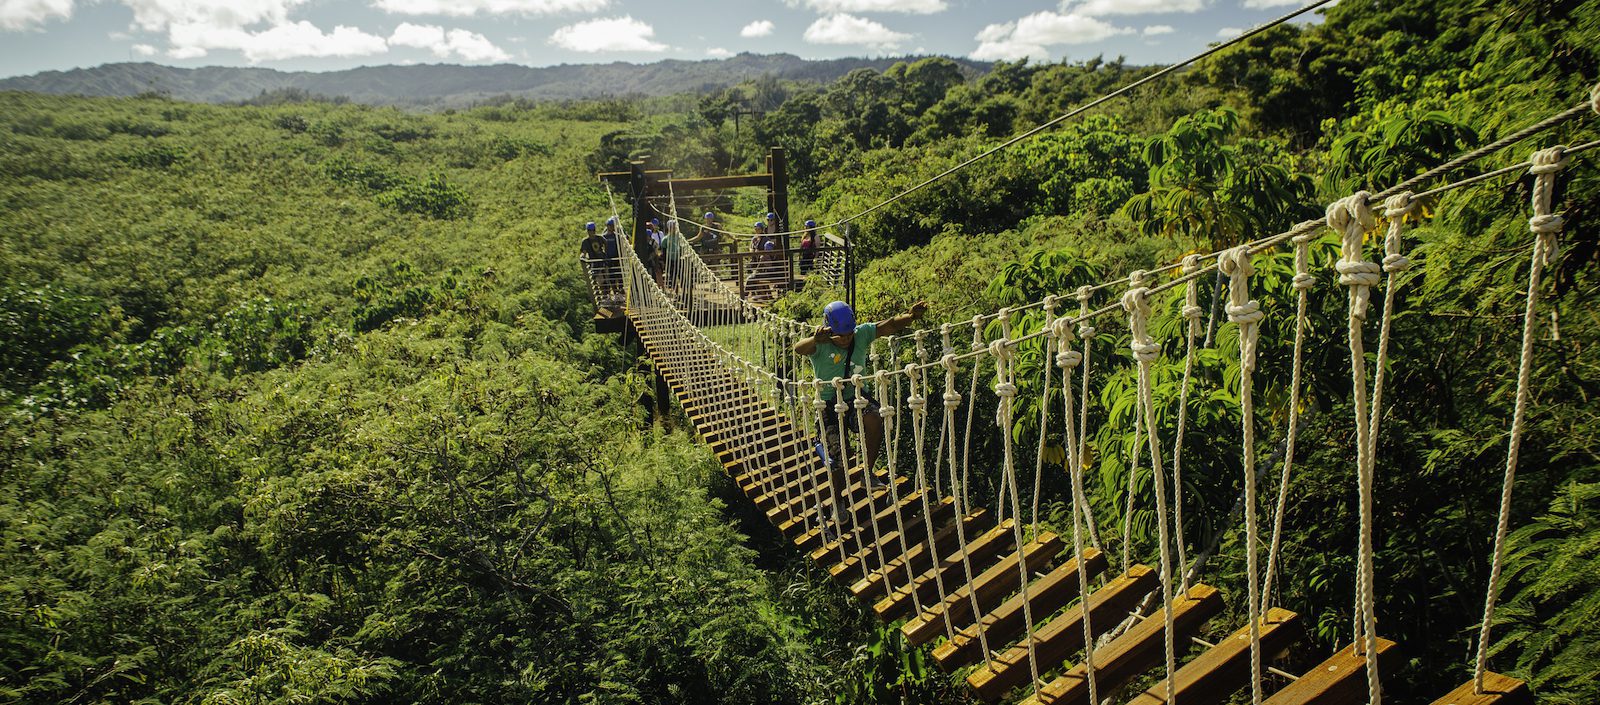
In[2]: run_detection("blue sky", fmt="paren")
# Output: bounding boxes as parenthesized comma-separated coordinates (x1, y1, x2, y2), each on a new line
(0, 0, 1322, 79)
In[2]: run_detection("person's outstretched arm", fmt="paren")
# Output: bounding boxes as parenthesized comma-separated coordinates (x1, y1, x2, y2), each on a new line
(875, 300, 930, 337)
(794, 325, 828, 356)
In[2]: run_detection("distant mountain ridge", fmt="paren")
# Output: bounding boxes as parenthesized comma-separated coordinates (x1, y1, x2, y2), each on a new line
(0, 54, 990, 107)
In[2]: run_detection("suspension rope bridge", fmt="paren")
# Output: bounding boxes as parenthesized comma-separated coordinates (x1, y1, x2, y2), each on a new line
(576, 6, 1599, 702)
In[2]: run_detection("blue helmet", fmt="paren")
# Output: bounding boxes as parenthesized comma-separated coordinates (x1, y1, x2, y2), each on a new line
(804, 219, 816, 228)
(606, 216, 617, 225)
(766, 212, 777, 219)
(704, 211, 715, 219)
(651, 217, 660, 225)
(585, 221, 596, 231)
(823, 301, 855, 334)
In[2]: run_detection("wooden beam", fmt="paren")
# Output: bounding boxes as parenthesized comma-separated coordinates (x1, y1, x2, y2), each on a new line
(1016, 583, 1226, 705)
(873, 520, 1019, 622)
(1429, 673, 1532, 705)
(661, 174, 774, 191)
(1259, 638, 1401, 705)
(850, 506, 995, 601)
(901, 534, 1073, 647)
(958, 565, 1159, 698)
(598, 168, 670, 184)
(932, 554, 1130, 672)
(1124, 608, 1302, 705)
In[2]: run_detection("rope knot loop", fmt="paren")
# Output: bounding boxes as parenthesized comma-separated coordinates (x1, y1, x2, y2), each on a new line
(1056, 349, 1083, 369)
(994, 381, 1018, 399)
(988, 338, 1015, 364)
(1529, 213, 1565, 235)
(1384, 191, 1419, 222)
(1075, 285, 1093, 303)
(1121, 287, 1161, 364)
(1529, 146, 1570, 175)
(1591, 81, 1600, 115)
(943, 390, 963, 410)
(1181, 253, 1201, 275)
(1050, 316, 1077, 344)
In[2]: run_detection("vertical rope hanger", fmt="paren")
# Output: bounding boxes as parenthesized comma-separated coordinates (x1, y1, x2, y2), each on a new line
(1170, 255, 1205, 593)
(1220, 245, 1267, 705)
(875, 368, 916, 602)
(1051, 313, 1099, 705)
(1262, 228, 1319, 610)
(1329, 191, 1383, 705)
(833, 378, 868, 560)
(853, 374, 894, 595)
(1032, 298, 1059, 532)
(1123, 280, 1178, 705)
(1474, 145, 1569, 693)
(990, 329, 1044, 698)
(962, 318, 985, 515)
(906, 363, 938, 620)
(941, 346, 983, 646)
(1075, 286, 1107, 556)
(1122, 272, 1150, 576)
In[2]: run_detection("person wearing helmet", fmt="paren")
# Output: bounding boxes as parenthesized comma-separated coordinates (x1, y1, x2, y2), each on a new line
(579, 221, 607, 261)
(798, 219, 818, 275)
(749, 221, 767, 251)
(794, 299, 930, 526)
(765, 211, 782, 234)
(690, 211, 721, 252)
(601, 217, 621, 260)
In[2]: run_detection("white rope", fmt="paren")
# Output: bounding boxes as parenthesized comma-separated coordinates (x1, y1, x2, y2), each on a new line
(1052, 314, 1099, 705)
(906, 363, 936, 618)
(1075, 286, 1107, 555)
(1221, 245, 1266, 705)
(834, 378, 868, 560)
(991, 335, 1042, 696)
(941, 353, 980, 644)
(1261, 227, 1318, 610)
(874, 369, 913, 599)
(1122, 282, 1177, 705)
(1121, 272, 1149, 576)
(1033, 297, 1059, 532)
(1329, 191, 1382, 705)
(1474, 145, 1568, 692)
(854, 374, 894, 595)
(1171, 254, 1204, 593)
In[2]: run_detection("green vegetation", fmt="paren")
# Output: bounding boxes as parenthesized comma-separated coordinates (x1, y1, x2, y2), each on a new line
(4, 1, 1599, 704)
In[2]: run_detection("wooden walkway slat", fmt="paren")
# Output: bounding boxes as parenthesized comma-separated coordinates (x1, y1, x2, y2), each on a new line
(961, 565, 1161, 700)
(1428, 673, 1532, 705)
(1015, 583, 1226, 705)
(1123, 607, 1301, 705)
(821, 497, 959, 582)
(1259, 638, 1400, 705)
(874, 520, 1020, 622)
(795, 485, 925, 555)
(901, 534, 1075, 647)
(850, 507, 997, 601)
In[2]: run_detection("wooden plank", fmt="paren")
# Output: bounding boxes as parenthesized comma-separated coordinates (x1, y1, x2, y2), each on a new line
(874, 520, 1020, 622)
(782, 472, 900, 547)
(768, 465, 882, 524)
(850, 507, 997, 601)
(663, 173, 774, 191)
(1124, 607, 1302, 705)
(1429, 673, 1532, 705)
(958, 565, 1158, 699)
(818, 497, 957, 580)
(1259, 638, 1401, 705)
(901, 534, 1074, 647)
(798, 489, 931, 557)
(1014, 583, 1226, 705)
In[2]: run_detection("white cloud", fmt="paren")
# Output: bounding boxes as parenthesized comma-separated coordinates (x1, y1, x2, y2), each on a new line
(121, 0, 306, 34)
(706, 47, 733, 58)
(371, 0, 608, 17)
(739, 19, 773, 38)
(0, 0, 74, 31)
(1060, 0, 1205, 17)
(389, 22, 509, 61)
(549, 15, 668, 52)
(1216, 26, 1242, 37)
(1142, 24, 1173, 35)
(971, 10, 1131, 62)
(1242, 0, 1302, 7)
(165, 20, 388, 61)
(787, 0, 945, 13)
(802, 13, 910, 49)
(132, 42, 157, 55)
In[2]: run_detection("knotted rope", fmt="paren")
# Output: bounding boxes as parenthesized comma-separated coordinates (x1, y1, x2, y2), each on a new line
(1170, 254, 1205, 593)
(990, 330, 1042, 696)
(1329, 191, 1382, 705)
(1122, 283, 1177, 705)
(1221, 246, 1265, 705)
(1076, 286, 1106, 554)
(906, 363, 936, 619)
(941, 350, 982, 646)
(1052, 313, 1099, 705)
(1474, 145, 1568, 693)
(1262, 227, 1318, 610)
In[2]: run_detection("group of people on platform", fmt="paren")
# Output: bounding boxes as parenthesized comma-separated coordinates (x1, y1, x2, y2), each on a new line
(577, 211, 827, 300)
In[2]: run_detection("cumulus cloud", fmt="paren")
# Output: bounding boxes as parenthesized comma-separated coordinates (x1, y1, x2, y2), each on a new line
(1242, 0, 1302, 7)
(1142, 24, 1173, 35)
(549, 15, 668, 52)
(121, 0, 306, 34)
(389, 22, 509, 61)
(372, 0, 608, 17)
(165, 20, 388, 61)
(131, 42, 157, 55)
(739, 19, 773, 37)
(802, 13, 910, 49)
(0, 0, 73, 30)
(971, 10, 1131, 62)
(1060, 0, 1204, 17)
(706, 47, 733, 58)
(1216, 26, 1242, 37)
(786, 0, 945, 13)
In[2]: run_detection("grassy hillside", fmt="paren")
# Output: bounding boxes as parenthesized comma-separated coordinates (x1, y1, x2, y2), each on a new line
(0, 93, 943, 704)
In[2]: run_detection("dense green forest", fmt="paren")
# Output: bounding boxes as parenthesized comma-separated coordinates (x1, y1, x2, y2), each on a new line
(4, 0, 1599, 703)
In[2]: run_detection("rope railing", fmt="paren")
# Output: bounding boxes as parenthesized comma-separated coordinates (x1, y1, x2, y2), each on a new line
(594, 76, 1598, 705)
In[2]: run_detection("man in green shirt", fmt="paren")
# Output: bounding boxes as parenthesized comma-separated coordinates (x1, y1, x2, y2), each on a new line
(794, 299, 929, 527)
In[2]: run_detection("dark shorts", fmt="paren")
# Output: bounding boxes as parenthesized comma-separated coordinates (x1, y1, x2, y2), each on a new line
(821, 394, 880, 431)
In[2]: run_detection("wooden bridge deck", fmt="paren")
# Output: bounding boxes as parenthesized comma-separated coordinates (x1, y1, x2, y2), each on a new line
(625, 304, 1532, 705)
